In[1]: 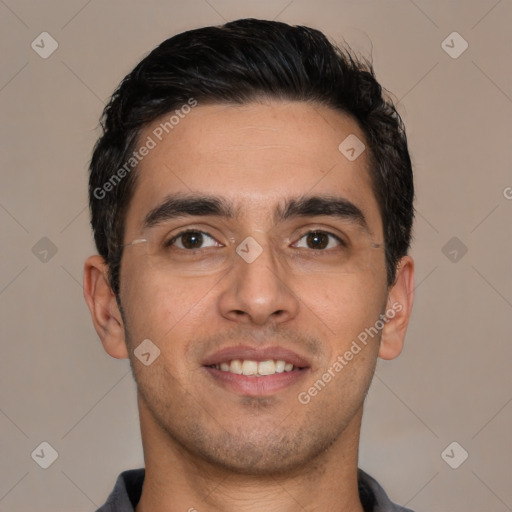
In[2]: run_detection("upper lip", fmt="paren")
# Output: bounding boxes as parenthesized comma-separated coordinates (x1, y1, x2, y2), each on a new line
(202, 345, 310, 368)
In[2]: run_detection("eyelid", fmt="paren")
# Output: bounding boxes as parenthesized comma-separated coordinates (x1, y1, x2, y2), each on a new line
(291, 230, 347, 249)
(165, 228, 347, 250)
(166, 229, 224, 249)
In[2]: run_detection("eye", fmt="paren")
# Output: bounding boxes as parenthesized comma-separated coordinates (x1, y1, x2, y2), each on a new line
(166, 230, 222, 250)
(293, 230, 345, 250)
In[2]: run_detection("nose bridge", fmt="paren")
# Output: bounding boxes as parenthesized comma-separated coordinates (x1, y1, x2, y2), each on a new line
(237, 232, 280, 281)
(218, 231, 299, 325)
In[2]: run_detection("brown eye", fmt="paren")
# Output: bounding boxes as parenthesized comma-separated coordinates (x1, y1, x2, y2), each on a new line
(294, 230, 344, 250)
(181, 231, 203, 249)
(167, 230, 221, 250)
(306, 232, 328, 249)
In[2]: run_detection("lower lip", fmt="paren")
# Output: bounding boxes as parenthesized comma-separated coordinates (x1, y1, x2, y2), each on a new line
(203, 367, 309, 396)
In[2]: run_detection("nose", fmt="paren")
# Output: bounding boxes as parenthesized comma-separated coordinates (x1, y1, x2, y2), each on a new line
(217, 235, 300, 326)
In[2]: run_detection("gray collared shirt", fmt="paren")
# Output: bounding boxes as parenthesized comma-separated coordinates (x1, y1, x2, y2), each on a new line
(95, 467, 415, 512)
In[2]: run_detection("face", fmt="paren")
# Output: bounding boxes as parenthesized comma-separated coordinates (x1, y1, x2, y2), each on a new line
(119, 100, 389, 474)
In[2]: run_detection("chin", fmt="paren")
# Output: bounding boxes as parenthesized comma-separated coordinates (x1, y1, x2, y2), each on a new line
(179, 423, 339, 477)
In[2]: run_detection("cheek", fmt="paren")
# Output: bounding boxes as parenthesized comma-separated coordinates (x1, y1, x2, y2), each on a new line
(122, 276, 176, 339)
(299, 271, 386, 346)
(120, 266, 219, 346)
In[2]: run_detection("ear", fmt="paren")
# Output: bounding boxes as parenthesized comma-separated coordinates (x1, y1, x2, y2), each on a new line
(83, 255, 129, 359)
(378, 255, 414, 360)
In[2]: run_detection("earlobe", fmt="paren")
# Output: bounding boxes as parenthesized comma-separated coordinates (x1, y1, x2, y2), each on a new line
(378, 255, 415, 360)
(83, 255, 129, 359)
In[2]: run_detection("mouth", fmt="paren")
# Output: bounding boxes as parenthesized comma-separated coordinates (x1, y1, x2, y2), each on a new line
(202, 346, 310, 396)
(206, 358, 301, 376)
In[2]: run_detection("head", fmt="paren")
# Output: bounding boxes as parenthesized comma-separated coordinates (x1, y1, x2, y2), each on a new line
(84, 18, 414, 475)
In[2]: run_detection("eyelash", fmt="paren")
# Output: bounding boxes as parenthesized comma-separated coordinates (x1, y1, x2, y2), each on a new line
(164, 229, 347, 251)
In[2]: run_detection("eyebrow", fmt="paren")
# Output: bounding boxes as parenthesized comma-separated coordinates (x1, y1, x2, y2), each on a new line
(142, 193, 370, 234)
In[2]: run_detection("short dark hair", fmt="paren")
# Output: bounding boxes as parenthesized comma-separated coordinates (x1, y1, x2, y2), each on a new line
(89, 18, 414, 298)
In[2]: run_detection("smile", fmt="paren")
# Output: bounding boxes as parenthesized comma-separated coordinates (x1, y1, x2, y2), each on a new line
(208, 359, 298, 376)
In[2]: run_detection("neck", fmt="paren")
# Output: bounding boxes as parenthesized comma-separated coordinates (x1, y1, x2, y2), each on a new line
(135, 397, 365, 512)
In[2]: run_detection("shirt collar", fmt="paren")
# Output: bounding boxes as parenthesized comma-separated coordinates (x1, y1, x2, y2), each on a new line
(96, 467, 414, 512)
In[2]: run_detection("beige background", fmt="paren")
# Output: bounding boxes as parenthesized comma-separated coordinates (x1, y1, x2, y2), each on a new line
(1, 1, 511, 511)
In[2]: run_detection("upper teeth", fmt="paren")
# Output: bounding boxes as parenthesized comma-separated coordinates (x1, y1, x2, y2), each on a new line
(215, 359, 295, 376)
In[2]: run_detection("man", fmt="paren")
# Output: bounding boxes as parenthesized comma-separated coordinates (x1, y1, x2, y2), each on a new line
(84, 18, 415, 512)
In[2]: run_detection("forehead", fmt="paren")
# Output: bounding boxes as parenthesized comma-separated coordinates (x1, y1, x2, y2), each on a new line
(123, 100, 382, 238)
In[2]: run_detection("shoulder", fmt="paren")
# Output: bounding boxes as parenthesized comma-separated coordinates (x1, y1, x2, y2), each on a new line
(358, 468, 416, 512)
(95, 468, 145, 512)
